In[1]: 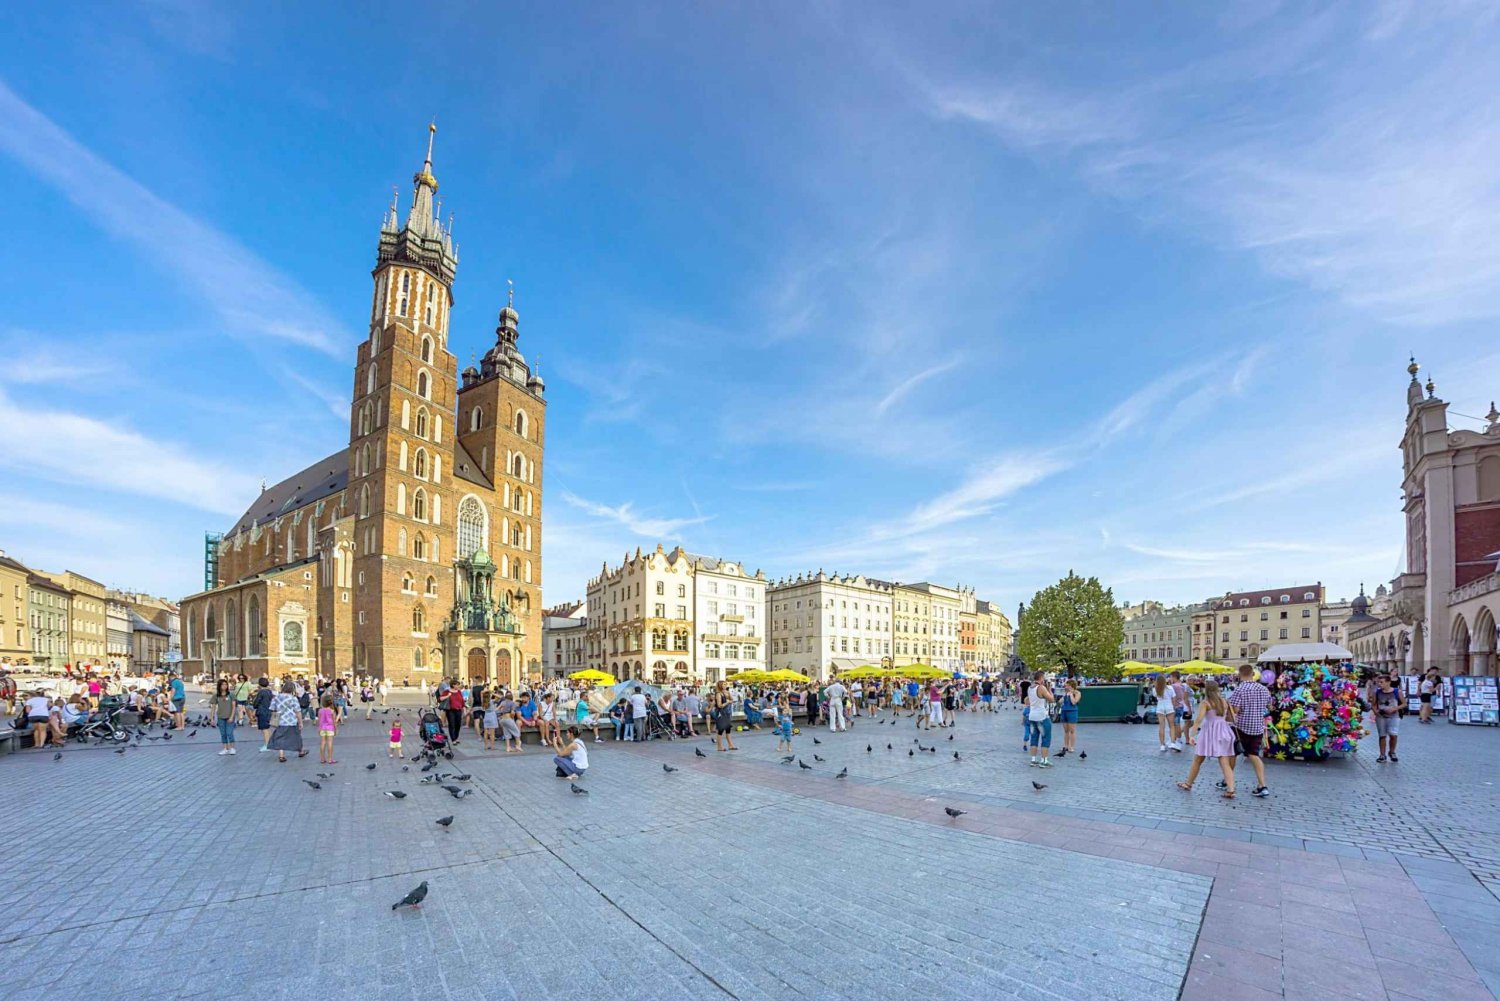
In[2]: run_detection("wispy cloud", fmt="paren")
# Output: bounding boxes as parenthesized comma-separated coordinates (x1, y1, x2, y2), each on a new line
(0, 387, 261, 515)
(873, 359, 959, 416)
(0, 79, 347, 354)
(0, 337, 120, 385)
(559, 489, 711, 539)
(906, 8, 1500, 326)
(737, 481, 817, 493)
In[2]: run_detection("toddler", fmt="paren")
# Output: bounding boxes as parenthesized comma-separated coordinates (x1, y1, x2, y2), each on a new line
(317, 695, 338, 764)
(775, 698, 794, 752)
(388, 716, 404, 758)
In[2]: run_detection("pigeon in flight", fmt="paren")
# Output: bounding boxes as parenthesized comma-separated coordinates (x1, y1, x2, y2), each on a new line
(384, 790, 407, 799)
(570, 783, 588, 795)
(663, 764, 678, 773)
(392, 882, 428, 910)
(944, 807, 966, 818)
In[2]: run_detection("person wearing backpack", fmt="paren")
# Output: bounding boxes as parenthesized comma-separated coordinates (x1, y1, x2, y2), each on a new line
(252, 677, 275, 752)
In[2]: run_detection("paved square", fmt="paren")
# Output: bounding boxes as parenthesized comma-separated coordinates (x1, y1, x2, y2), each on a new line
(3, 696, 1496, 1000)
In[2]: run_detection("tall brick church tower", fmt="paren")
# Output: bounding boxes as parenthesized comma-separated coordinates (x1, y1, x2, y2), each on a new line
(180, 126, 544, 687)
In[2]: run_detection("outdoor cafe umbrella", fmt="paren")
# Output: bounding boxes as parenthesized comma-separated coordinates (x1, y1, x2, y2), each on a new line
(840, 665, 886, 679)
(1117, 661, 1162, 676)
(898, 664, 947, 680)
(769, 669, 812, 682)
(1166, 658, 1232, 676)
(569, 669, 617, 685)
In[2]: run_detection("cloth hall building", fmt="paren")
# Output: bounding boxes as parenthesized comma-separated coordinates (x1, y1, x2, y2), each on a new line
(179, 129, 546, 685)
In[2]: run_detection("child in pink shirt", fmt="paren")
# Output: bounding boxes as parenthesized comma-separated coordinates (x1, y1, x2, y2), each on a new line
(317, 695, 338, 764)
(388, 717, 403, 759)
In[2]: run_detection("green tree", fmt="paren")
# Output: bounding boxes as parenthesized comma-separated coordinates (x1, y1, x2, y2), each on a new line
(1016, 571, 1124, 679)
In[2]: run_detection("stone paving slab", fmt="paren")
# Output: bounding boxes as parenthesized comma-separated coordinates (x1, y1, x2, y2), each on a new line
(4, 699, 1498, 999)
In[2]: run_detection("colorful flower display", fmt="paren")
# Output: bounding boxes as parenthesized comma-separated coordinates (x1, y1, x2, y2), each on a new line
(1265, 663, 1368, 760)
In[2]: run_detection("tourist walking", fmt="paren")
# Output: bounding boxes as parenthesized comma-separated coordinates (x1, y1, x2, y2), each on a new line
(1176, 681, 1237, 797)
(711, 681, 737, 751)
(1372, 674, 1402, 763)
(1419, 669, 1440, 724)
(1056, 679, 1080, 757)
(1152, 676, 1175, 751)
(252, 677, 275, 751)
(267, 681, 307, 763)
(1225, 664, 1272, 798)
(826, 678, 848, 732)
(211, 678, 236, 755)
(443, 682, 465, 743)
(1026, 672, 1054, 767)
(317, 695, 339, 763)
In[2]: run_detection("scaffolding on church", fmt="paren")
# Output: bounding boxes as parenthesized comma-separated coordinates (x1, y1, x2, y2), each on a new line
(204, 532, 223, 592)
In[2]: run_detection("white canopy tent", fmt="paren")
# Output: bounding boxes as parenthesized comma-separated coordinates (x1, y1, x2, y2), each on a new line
(1256, 642, 1353, 664)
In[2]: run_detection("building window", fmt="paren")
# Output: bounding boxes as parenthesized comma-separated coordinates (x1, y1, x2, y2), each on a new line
(515, 410, 528, 438)
(417, 369, 430, 400)
(1301, 627, 1311, 638)
(398, 272, 409, 316)
(414, 448, 428, 479)
(413, 489, 427, 521)
(413, 607, 425, 633)
(425, 575, 436, 595)
(415, 407, 429, 438)
(656, 582, 665, 595)
(458, 496, 487, 557)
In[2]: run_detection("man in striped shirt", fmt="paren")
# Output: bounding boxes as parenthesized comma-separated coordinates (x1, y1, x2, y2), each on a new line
(1226, 664, 1272, 799)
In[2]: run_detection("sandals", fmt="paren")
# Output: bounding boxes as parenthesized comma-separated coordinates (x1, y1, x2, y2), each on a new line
(1176, 781, 1193, 791)
(1220, 790, 1236, 799)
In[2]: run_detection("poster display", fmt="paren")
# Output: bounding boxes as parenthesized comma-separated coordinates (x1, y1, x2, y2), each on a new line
(1448, 676, 1499, 726)
(1400, 676, 1448, 714)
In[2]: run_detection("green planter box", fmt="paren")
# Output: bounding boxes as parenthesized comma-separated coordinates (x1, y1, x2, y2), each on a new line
(1077, 683, 1140, 722)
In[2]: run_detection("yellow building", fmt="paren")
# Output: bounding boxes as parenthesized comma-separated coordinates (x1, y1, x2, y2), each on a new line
(0, 551, 30, 663)
(40, 570, 107, 667)
(1210, 584, 1325, 665)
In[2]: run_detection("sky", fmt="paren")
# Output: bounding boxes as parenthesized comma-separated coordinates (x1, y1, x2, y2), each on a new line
(1, 1, 1498, 613)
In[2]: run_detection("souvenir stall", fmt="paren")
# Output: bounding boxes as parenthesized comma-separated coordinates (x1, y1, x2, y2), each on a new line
(1256, 644, 1368, 760)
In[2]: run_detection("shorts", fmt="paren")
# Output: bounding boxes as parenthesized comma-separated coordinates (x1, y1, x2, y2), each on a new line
(1174, 707, 1189, 722)
(1419, 693, 1432, 704)
(1059, 710, 1078, 724)
(1232, 728, 1263, 758)
(1375, 714, 1400, 737)
(982, 694, 992, 703)
(172, 698, 185, 711)
(389, 741, 402, 751)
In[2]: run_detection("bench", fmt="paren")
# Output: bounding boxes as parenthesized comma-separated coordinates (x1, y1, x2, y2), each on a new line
(0, 728, 18, 755)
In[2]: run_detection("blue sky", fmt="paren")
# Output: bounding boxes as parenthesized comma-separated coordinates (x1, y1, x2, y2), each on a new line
(2, 2, 1497, 611)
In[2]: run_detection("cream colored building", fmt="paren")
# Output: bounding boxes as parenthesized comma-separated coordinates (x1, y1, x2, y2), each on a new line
(1210, 584, 1325, 666)
(768, 571, 893, 680)
(898, 582, 963, 671)
(1120, 600, 1198, 666)
(974, 599, 1012, 670)
(0, 551, 30, 664)
(687, 552, 766, 683)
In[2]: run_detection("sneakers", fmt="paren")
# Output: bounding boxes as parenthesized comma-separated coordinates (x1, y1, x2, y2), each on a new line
(1029, 757, 1039, 767)
(1252, 786, 1270, 798)
(1037, 759, 1052, 768)
(1388, 754, 1399, 763)
(1159, 744, 1168, 752)
(218, 749, 231, 755)
(1376, 755, 1387, 762)
(228, 748, 236, 754)
(1169, 742, 1183, 752)
(259, 746, 268, 752)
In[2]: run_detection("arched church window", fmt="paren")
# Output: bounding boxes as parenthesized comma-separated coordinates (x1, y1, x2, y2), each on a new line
(513, 455, 524, 478)
(416, 407, 429, 438)
(413, 489, 427, 521)
(414, 448, 428, 479)
(413, 533, 426, 560)
(247, 596, 263, 656)
(225, 599, 238, 656)
(515, 410, 528, 438)
(412, 606, 425, 632)
(425, 575, 436, 595)
(396, 482, 406, 515)
(399, 272, 410, 317)
(470, 407, 483, 432)
(457, 498, 486, 556)
(424, 284, 435, 327)
(398, 528, 407, 556)
(402, 573, 413, 592)
(421, 335, 433, 364)
(366, 364, 377, 395)
(359, 485, 371, 518)
(417, 369, 430, 400)
(412, 647, 424, 670)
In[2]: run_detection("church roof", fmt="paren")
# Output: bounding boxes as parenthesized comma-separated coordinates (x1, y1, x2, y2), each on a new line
(127, 610, 170, 637)
(230, 449, 349, 535)
(453, 437, 492, 488)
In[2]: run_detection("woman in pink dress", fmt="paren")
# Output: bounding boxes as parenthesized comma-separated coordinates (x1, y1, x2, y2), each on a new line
(1175, 681, 1238, 798)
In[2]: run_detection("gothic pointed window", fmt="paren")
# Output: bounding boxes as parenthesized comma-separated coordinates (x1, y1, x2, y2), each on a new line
(458, 498, 486, 559)
(425, 575, 436, 595)
(413, 533, 426, 560)
(413, 606, 425, 633)
(358, 485, 370, 519)
(366, 364, 377, 395)
(424, 285, 435, 327)
(417, 370, 430, 400)
(399, 273, 410, 317)
(398, 528, 407, 555)
(414, 448, 428, 479)
(413, 489, 427, 521)
(421, 335, 433, 363)
(225, 599, 238, 656)
(470, 407, 483, 432)
(415, 407, 429, 439)
(402, 573, 414, 592)
(514, 410, 528, 438)
(512, 455, 524, 478)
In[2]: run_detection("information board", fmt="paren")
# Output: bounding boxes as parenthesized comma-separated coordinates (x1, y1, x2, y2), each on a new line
(1448, 676, 1499, 726)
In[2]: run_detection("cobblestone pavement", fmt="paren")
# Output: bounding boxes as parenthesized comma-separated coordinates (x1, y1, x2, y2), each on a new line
(1, 697, 1495, 1000)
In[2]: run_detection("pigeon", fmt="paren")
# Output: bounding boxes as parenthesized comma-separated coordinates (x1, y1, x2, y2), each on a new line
(384, 791, 407, 799)
(570, 783, 588, 795)
(317, 772, 335, 779)
(435, 816, 453, 828)
(421, 762, 437, 772)
(813, 754, 825, 763)
(402, 766, 410, 771)
(925, 747, 936, 754)
(813, 738, 822, 745)
(365, 763, 378, 771)
(115, 746, 128, 755)
(798, 760, 813, 770)
(1031, 781, 1047, 791)
(188, 730, 197, 738)
(908, 749, 914, 757)
(449, 788, 470, 800)
(451, 773, 472, 781)
(948, 735, 954, 741)
(944, 807, 966, 818)
(663, 764, 678, 773)
(866, 745, 872, 753)
(420, 776, 439, 785)
(161, 733, 173, 741)
(52, 751, 62, 760)
(1079, 751, 1087, 760)
(953, 752, 961, 760)
(392, 881, 428, 910)
(780, 755, 795, 764)
(694, 747, 707, 758)
(303, 780, 322, 790)
(440, 784, 463, 795)
(887, 743, 892, 750)
(835, 767, 847, 779)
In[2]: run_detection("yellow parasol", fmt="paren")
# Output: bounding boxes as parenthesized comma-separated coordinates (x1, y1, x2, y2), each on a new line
(732, 669, 773, 683)
(1116, 661, 1161, 676)
(1166, 658, 1232, 675)
(568, 669, 617, 685)
(898, 664, 948, 680)
(769, 668, 812, 682)
(839, 665, 886, 679)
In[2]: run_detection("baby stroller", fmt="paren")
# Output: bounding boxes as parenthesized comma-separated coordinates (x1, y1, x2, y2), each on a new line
(77, 696, 131, 744)
(642, 702, 676, 742)
(419, 710, 452, 757)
